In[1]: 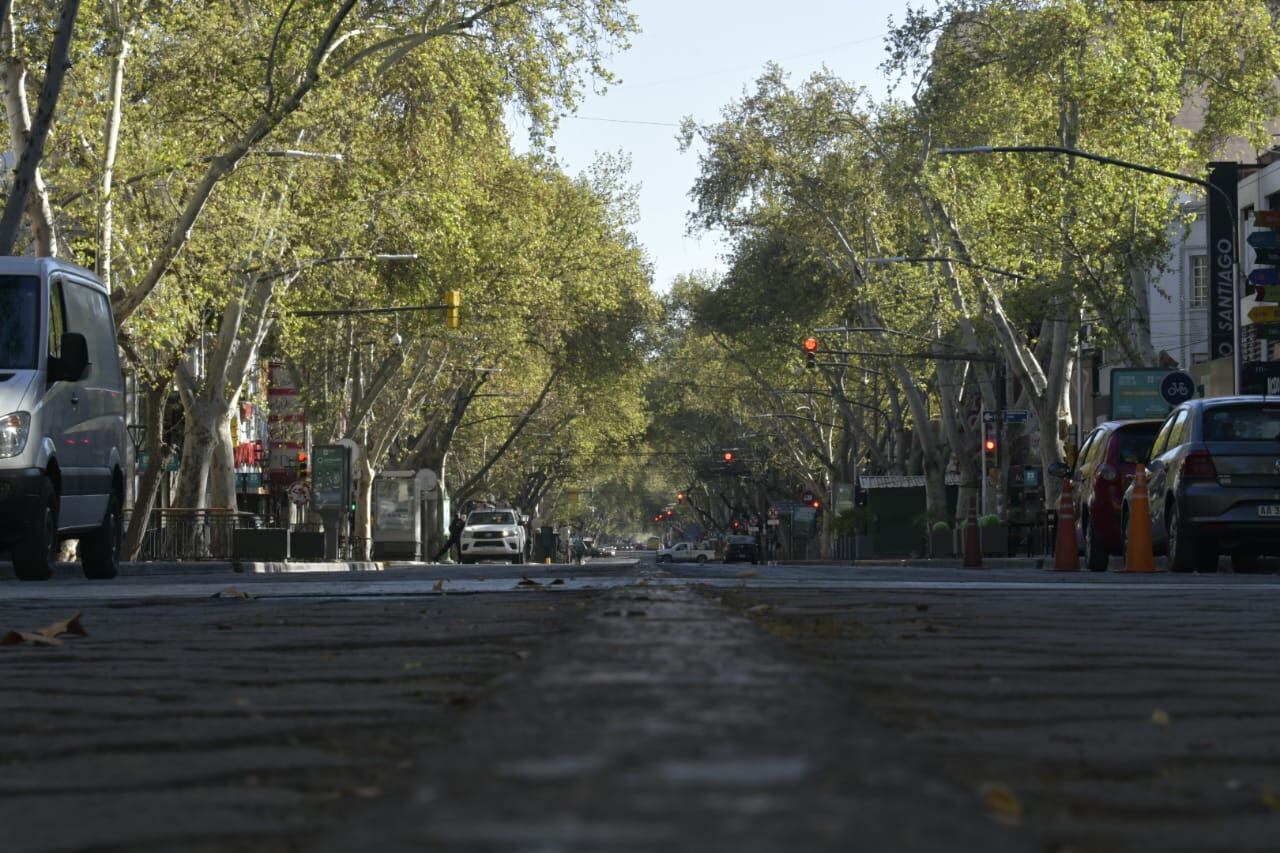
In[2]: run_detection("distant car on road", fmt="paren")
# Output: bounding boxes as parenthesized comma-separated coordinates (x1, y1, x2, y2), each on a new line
(722, 534, 759, 564)
(1071, 419, 1162, 571)
(656, 541, 716, 564)
(1123, 396, 1280, 572)
(459, 508, 527, 564)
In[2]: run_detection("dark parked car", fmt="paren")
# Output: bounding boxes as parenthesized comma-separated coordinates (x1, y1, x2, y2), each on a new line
(722, 534, 759, 564)
(1123, 396, 1280, 572)
(1071, 419, 1163, 571)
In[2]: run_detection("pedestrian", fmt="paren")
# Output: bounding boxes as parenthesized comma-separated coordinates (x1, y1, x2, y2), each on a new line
(449, 512, 465, 563)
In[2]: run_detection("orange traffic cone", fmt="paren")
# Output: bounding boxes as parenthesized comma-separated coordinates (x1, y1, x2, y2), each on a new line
(1053, 477, 1079, 571)
(1123, 464, 1156, 573)
(962, 495, 983, 568)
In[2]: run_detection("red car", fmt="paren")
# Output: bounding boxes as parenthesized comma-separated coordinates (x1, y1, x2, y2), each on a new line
(1071, 419, 1163, 571)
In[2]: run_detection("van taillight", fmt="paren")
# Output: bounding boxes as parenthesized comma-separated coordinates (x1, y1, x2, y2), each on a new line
(1183, 450, 1218, 482)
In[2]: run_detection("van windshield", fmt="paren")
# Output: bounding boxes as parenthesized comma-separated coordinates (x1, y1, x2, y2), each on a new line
(0, 275, 39, 369)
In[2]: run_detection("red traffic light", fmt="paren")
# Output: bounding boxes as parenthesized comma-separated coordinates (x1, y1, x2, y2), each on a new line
(984, 437, 997, 453)
(676, 491, 685, 502)
(811, 499, 821, 509)
(802, 336, 818, 353)
(722, 451, 734, 462)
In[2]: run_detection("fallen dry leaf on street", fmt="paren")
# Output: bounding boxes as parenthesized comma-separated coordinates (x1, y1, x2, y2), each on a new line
(1, 631, 63, 647)
(512, 649, 531, 661)
(1151, 708, 1171, 726)
(433, 579, 445, 592)
(551, 578, 565, 586)
(517, 577, 542, 587)
(1261, 786, 1280, 812)
(212, 586, 253, 600)
(2, 613, 88, 647)
(735, 570, 759, 578)
(980, 782, 1023, 825)
(37, 613, 87, 639)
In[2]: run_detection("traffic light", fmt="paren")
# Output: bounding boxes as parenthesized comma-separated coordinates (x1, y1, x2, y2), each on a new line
(295, 451, 309, 479)
(676, 491, 685, 503)
(802, 336, 818, 369)
(811, 498, 821, 511)
(443, 290, 461, 329)
(983, 427, 997, 455)
(722, 450, 734, 463)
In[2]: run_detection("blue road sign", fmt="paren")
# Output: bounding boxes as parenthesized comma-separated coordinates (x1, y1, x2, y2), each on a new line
(1003, 409, 1029, 423)
(1159, 371, 1195, 407)
(1247, 230, 1280, 251)
(1249, 267, 1280, 287)
(1254, 248, 1280, 266)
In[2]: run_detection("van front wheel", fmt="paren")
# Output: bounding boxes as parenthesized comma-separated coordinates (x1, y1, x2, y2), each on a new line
(81, 492, 121, 580)
(13, 478, 58, 581)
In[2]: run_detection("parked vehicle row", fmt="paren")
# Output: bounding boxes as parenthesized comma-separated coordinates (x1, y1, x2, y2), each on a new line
(1071, 395, 1280, 573)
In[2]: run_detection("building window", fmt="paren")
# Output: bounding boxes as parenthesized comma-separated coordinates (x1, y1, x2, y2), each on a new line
(1189, 254, 1208, 308)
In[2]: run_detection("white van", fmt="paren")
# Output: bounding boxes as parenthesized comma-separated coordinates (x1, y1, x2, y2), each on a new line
(0, 258, 126, 580)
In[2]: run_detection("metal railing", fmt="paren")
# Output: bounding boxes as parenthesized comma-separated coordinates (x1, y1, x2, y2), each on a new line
(123, 510, 372, 562)
(124, 508, 260, 561)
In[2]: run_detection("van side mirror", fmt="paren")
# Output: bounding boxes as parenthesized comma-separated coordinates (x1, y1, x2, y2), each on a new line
(50, 332, 89, 382)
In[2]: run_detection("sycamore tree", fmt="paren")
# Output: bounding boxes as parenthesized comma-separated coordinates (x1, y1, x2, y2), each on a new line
(681, 67, 969, 524)
(887, 0, 1280, 500)
(3, 0, 639, 537)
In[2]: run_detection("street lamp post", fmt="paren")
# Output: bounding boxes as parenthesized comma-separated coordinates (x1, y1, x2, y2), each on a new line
(937, 144, 1242, 393)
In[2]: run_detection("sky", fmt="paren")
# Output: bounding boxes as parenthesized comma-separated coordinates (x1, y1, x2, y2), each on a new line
(512, 0, 916, 292)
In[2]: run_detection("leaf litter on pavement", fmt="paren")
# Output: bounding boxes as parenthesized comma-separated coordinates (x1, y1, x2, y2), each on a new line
(1, 612, 88, 647)
(211, 586, 253, 600)
(980, 782, 1022, 826)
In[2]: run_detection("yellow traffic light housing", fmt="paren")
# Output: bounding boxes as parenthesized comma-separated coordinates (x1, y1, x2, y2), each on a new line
(444, 290, 461, 329)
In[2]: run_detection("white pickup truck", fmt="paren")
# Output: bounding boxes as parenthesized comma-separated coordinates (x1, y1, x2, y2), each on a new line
(655, 541, 717, 564)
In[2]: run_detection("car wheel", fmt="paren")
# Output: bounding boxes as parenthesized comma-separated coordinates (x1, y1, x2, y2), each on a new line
(13, 477, 58, 581)
(695, 554, 707, 563)
(658, 555, 670, 563)
(1083, 516, 1109, 572)
(1232, 551, 1261, 574)
(1166, 502, 1211, 573)
(80, 491, 122, 580)
(514, 550, 525, 565)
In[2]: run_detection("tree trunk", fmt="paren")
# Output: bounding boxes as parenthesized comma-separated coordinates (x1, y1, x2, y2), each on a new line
(353, 449, 374, 560)
(98, 2, 130, 283)
(123, 379, 171, 559)
(0, 0, 79, 256)
(172, 400, 227, 509)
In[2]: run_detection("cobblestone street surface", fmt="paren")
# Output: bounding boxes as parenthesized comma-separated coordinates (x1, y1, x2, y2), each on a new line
(3, 565, 1280, 851)
(718, 584, 1280, 853)
(0, 589, 594, 852)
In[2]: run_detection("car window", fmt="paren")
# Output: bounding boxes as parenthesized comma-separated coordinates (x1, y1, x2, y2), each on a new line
(1165, 410, 1191, 450)
(0, 274, 39, 369)
(1148, 412, 1180, 458)
(1114, 424, 1161, 464)
(1076, 432, 1099, 469)
(48, 277, 65, 359)
(1203, 405, 1280, 442)
(468, 511, 514, 525)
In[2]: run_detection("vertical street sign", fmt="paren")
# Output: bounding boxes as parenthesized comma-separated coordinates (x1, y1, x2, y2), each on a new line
(1207, 163, 1238, 370)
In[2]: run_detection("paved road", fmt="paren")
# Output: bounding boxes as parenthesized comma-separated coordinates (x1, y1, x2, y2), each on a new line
(2, 557, 1280, 850)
